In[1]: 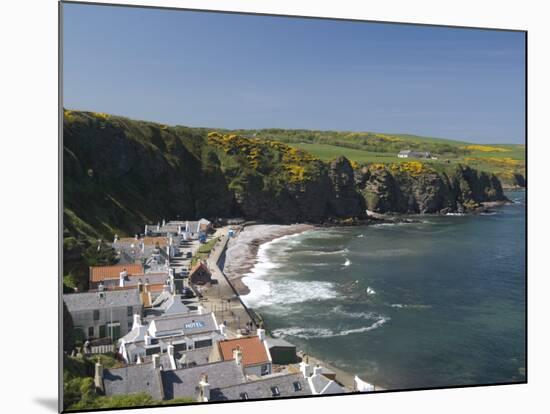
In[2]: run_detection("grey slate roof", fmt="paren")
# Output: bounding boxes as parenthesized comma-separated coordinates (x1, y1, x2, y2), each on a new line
(161, 360, 246, 400)
(103, 362, 163, 400)
(141, 346, 212, 369)
(120, 325, 148, 344)
(63, 289, 141, 312)
(309, 374, 345, 395)
(210, 372, 311, 401)
(265, 337, 296, 349)
(152, 313, 217, 337)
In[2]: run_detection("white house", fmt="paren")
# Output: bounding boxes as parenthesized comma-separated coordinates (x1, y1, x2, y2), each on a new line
(397, 150, 432, 159)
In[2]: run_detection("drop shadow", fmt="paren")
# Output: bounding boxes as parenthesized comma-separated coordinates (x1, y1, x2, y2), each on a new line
(33, 397, 58, 412)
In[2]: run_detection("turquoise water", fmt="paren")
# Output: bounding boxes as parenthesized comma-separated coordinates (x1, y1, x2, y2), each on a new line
(241, 191, 526, 389)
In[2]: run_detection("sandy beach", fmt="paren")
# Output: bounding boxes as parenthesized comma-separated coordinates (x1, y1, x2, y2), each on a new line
(222, 224, 314, 295)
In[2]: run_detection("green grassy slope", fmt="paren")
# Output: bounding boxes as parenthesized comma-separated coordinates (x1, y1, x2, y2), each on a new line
(228, 129, 525, 186)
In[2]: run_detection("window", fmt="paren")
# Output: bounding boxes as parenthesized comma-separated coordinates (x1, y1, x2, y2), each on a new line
(107, 322, 121, 340)
(239, 392, 249, 400)
(145, 346, 161, 356)
(293, 381, 302, 391)
(93, 310, 100, 321)
(127, 306, 133, 317)
(270, 386, 280, 397)
(194, 339, 213, 349)
(88, 326, 94, 338)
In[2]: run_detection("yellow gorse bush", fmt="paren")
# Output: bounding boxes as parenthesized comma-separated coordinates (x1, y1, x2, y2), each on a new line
(368, 161, 433, 176)
(207, 131, 319, 183)
(64, 109, 75, 122)
(464, 145, 510, 153)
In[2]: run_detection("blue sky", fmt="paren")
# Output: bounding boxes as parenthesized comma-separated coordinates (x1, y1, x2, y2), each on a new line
(63, 3, 525, 143)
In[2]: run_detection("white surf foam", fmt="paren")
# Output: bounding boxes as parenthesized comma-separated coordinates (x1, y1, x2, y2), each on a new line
(331, 305, 379, 320)
(343, 258, 351, 266)
(242, 277, 337, 309)
(272, 317, 389, 339)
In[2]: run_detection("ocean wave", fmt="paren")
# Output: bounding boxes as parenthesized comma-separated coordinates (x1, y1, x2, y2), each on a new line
(272, 317, 389, 339)
(390, 303, 432, 310)
(241, 278, 338, 308)
(360, 248, 414, 258)
(331, 305, 380, 320)
(343, 258, 351, 266)
(298, 230, 346, 240)
(297, 248, 349, 256)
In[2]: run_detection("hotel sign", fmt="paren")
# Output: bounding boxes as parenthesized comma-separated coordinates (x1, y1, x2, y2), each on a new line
(184, 321, 205, 329)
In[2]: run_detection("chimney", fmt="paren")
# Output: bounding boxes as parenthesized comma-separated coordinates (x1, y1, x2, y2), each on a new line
(167, 344, 174, 357)
(219, 324, 226, 336)
(300, 357, 312, 378)
(157, 222, 160, 231)
(313, 365, 323, 377)
(136, 354, 142, 364)
(145, 224, 148, 235)
(152, 354, 160, 369)
(119, 269, 128, 288)
(197, 305, 205, 315)
(198, 373, 211, 402)
(257, 328, 265, 342)
(236, 329, 243, 338)
(98, 283, 105, 292)
(233, 347, 243, 366)
(162, 219, 166, 227)
(132, 314, 141, 330)
(134, 234, 139, 240)
(94, 360, 105, 394)
(144, 334, 152, 346)
(168, 268, 174, 278)
(113, 234, 118, 243)
(141, 241, 145, 253)
(137, 279, 143, 293)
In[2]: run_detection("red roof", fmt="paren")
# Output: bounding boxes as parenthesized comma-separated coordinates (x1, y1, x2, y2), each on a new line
(117, 237, 169, 247)
(218, 336, 270, 367)
(89, 264, 144, 283)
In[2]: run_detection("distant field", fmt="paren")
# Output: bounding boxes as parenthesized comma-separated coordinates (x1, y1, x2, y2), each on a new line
(291, 141, 525, 179)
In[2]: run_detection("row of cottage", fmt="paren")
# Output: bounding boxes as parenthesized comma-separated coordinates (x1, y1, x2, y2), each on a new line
(64, 217, 374, 403)
(66, 219, 215, 343)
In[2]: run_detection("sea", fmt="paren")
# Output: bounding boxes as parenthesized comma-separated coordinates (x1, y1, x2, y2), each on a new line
(240, 190, 526, 390)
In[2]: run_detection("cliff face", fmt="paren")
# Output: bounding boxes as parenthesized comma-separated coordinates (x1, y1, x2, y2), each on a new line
(328, 156, 367, 217)
(63, 112, 366, 242)
(355, 163, 507, 214)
